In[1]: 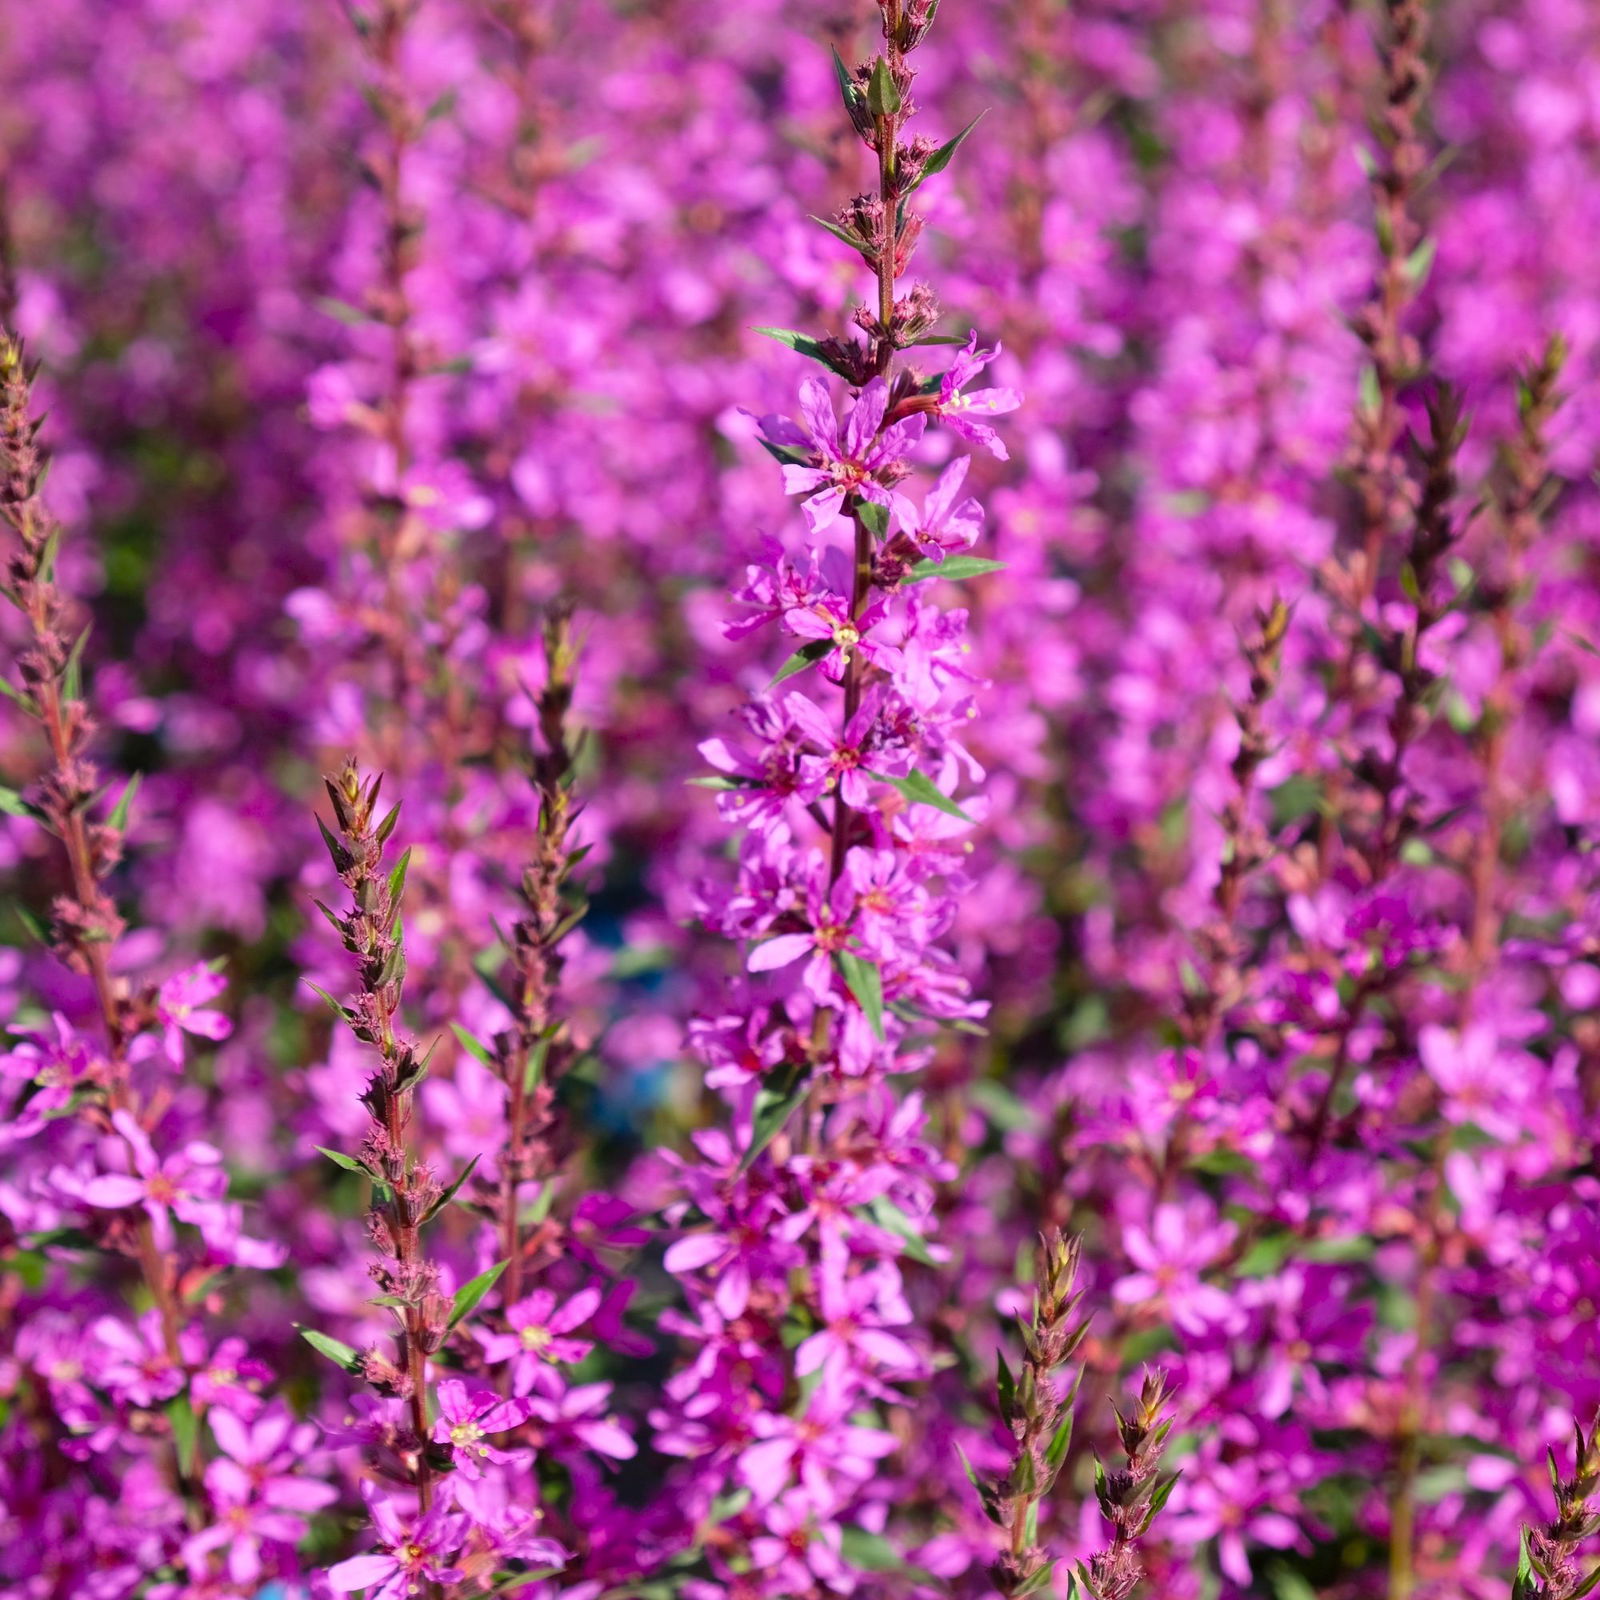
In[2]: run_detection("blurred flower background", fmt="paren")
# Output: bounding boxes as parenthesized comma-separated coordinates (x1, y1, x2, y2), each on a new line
(2, 0, 1600, 1596)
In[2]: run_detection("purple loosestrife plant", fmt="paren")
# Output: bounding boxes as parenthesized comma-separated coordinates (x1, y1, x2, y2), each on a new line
(1515, 1412, 1600, 1600)
(657, 0, 1022, 1588)
(0, 328, 315, 1595)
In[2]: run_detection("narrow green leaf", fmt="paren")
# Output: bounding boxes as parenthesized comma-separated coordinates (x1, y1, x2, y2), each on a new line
(304, 981, 354, 1022)
(866, 56, 901, 115)
(448, 1259, 509, 1329)
(106, 772, 142, 832)
(297, 1325, 362, 1373)
(838, 1526, 902, 1572)
(450, 1023, 497, 1070)
(0, 786, 38, 819)
(809, 214, 872, 258)
(62, 626, 89, 703)
(830, 45, 859, 111)
(1404, 236, 1438, 288)
(753, 326, 855, 378)
(905, 555, 1007, 584)
(758, 435, 813, 468)
(1045, 1410, 1075, 1471)
(315, 1145, 374, 1177)
(0, 675, 33, 711)
(837, 950, 885, 1040)
(1357, 363, 1380, 416)
(687, 773, 753, 790)
(166, 1392, 199, 1476)
(866, 1194, 937, 1265)
(315, 296, 372, 327)
(387, 845, 412, 904)
(739, 1069, 810, 1173)
(423, 1154, 481, 1224)
(769, 638, 832, 687)
(870, 767, 972, 823)
(909, 111, 986, 191)
(856, 500, 889, 540)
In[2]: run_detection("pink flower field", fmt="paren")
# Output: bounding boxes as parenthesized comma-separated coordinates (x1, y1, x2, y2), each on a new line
(3, 1, 1600, 1597)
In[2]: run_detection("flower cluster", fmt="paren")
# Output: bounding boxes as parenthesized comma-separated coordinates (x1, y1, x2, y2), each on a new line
(1, 0, 1599, 1596)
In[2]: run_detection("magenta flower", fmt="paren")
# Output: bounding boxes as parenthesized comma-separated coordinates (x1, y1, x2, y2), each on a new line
(760, 377, 925, 534)
(181, 1407, 336, 1586)
(82, 1110, 226, 1250)
(738, 1376, 898, 1506)
(889, 455, 985, 559)
(476, 1286, 600, 1396)
(326, 1488, 466, 1597)
(780, 585, 896, 684)
(746, 858, 858, 1005)
(794, 1261, 920, 1385)
(1418, 1022, 1533, 1143)
(153, 965, 232, 1066)
(748, 1490, 853, 1595)
(1168, 1459, 1302, 1587)
(929, 334, 1023, 459)
(1113, 1202, 1242, 1337)
(429, 1379, 533, 1479)
(527, 1380, 637, 1460)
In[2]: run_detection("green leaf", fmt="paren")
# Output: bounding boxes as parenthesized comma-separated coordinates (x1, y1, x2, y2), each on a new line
(1045, 1409, 1075, 1471)
(809, 214, 871, 258)
(303, 981, 354, 1022)
(838, 1526, 902, 1572)
(970, 1077, 1031, 1132)
(837, 950, 885, 1040)
(830, 45, 859, 111)
(62, 625, 90, 703)
(388, 845, 412, 904)
(856, 499, 889, 540)
(1357, 363, 1380, 416)
(1514, 1525, 1535, 1599)
(995, 1347, 1016, 1413)
(909, 111, 985, 191)
(450, 1023, 497, 1070)
(106, 772, 142, 832)
(905, 555, 1007, 584)
(449, 1260, 509, 1329)
(297, 1325, 362, 1373)
(0, 786, 39, 820)
(739, 1069, 811, 1173)
(315, 296, 372, 326)
(0, 675, 34, 712)
(866, 1194, 937, 1266)
(866, 56, 901, 116)
(870, 767, 972, 823)
(315, 1145, 374, 1177)
(423, 1154, 481, 1224)
(1404, 236, 1438, 288)
(758, 435, 813, 469)
(769, 639, 833, 687)
(166, 1392, 200, 1477)
(687, 774, 753, 791)
(1015, 1561, 1057, 1597)
(754, 326, 854, 378)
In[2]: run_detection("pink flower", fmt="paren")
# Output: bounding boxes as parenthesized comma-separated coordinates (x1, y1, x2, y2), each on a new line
(476, 1286, 600, 1396)
(326, 1488, 466, 1597)
(760, 377, 925, 534)
(154, 965, 231, 1066)
(429, 1379, 533, 1479)
(181, 1406, 335, 1586)
(81, 1110, 226, 1251)
(929, 335, 1023, 459)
